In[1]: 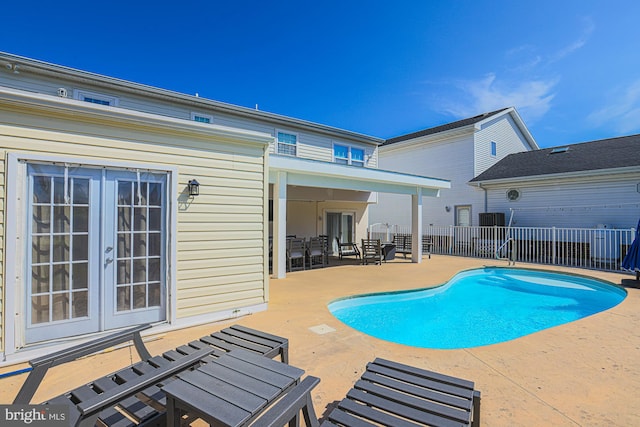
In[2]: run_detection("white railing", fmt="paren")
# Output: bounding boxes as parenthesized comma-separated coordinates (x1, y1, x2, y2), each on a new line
(368, 224, 636, 272)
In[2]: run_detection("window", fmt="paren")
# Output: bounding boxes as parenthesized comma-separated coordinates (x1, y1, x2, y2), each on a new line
(334, 144, 365, 167)
(507, 189, 521, 201)
(277, 131, 297, 156)
(491, 141, 497, 156)
(191, 112, 213, 124)
(73, 89, 119, 107)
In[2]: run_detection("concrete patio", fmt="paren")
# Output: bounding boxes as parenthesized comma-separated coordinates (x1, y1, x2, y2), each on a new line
(1, 255, 639, 426)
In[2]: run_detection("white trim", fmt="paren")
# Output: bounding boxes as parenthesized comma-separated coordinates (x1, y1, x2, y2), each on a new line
(73, 88, 119, 106)
(4, 154, 22, 358)
(3, 152, 179, 356)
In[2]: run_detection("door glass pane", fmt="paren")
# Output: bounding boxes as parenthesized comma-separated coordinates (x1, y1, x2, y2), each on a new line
(72, 263, 88, 289)
(148, 183, 162, 206)
(53, 206, 70, 233)
(342, 214, 354, 243)
(33, 176, 51, 203)
(52, 293, 70, 321)
(31, 295, 49, 324)
(73, 179, 90, 204)
(73, 291, 88, 317)
(32, 265, 50, 294)
(32, 206, 51, 233)
(53, 177, 65, 204)
(52, 265, 69, 291)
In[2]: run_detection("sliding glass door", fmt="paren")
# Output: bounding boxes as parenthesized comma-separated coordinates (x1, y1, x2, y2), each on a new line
(326, 212, 355, 255)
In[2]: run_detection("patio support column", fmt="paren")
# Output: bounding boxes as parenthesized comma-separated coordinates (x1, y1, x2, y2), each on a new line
(411, 187, 423, 263)
(273, 171, 288, 279)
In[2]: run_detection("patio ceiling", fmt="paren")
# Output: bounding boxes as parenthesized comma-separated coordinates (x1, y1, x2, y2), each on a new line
(269, 155, 450, 195)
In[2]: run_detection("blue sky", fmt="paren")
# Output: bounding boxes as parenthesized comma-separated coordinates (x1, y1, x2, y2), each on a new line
(3, 1, 640, 147)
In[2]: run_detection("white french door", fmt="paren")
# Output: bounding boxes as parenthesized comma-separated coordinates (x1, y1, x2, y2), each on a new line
(25, 164, 167, 343)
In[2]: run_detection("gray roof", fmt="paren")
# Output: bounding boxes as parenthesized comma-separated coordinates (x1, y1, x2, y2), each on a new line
(470, 134, 640, 183)
(383, 108, 511, 146)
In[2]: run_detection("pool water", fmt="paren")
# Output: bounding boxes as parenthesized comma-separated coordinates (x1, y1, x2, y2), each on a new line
(328, 267, 626, 349)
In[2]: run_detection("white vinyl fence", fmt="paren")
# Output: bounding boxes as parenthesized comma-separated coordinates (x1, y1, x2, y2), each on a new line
(368, 224, 636, 272)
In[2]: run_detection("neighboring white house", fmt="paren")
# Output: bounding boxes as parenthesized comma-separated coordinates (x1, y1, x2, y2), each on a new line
(469, 134, 640, 229)
(0, 52, 449, 360)
(369, 108, 538, 229)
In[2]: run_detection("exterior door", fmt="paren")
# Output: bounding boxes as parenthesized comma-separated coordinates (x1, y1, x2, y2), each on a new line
(455, 205, 472, 227)
(25, 164, 167, 343)
(326, 212, 355, 254)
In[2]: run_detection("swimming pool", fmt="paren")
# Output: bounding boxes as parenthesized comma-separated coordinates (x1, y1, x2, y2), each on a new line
(328, 267, 626, 349)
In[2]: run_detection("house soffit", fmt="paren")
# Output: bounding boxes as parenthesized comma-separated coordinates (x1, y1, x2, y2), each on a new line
(269, 156, 449, 196)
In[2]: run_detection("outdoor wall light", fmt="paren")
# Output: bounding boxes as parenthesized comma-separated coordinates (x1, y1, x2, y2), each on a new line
(445, 205, 451, 212)
(188, 179, 200, 196)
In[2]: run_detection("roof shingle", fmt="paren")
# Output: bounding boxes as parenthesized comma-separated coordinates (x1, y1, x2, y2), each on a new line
(470, 134, 640, 182)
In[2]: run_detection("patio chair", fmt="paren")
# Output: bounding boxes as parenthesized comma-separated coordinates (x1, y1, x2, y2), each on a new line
(307, 236, 325, 269)
(336, 236, 360, 260)
(393, 233, 412, 258)
(318, 234, 330, 265)
(254, 357, 481, 427)
(287, 237, 306, 271)
(423, 234, 433, 259)
(14, 324, 290, 427)
(361, 238, 383, 265)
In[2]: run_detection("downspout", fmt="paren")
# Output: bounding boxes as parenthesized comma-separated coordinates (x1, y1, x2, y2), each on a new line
(476, 182, 488, 212)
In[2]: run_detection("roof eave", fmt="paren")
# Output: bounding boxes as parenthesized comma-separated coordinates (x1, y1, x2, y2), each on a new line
(470, 165, 640, 186)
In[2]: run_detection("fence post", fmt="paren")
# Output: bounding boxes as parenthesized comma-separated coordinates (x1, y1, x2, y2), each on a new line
(449, 225, 454, 254)
(493, 225, 498, 258)
(552, 227, 557, 265)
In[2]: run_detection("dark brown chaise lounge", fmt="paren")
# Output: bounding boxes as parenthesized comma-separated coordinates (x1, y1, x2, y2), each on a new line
(254, 357, 481, 427)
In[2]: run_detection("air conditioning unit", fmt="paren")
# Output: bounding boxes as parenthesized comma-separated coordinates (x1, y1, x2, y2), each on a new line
(479, 212, 505, 227)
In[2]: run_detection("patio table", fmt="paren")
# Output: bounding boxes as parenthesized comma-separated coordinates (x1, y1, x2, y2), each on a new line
(163, 349, 305, 427)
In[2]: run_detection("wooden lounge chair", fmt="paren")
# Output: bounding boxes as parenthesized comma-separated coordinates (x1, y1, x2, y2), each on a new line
(255, 357, 481, 427)
(14, 324, 289, 427)
(336, 237, 360, 260)
(361, 238, 383, 265)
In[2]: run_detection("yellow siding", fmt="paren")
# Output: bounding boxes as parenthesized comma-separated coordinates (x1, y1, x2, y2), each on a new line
(0, 104, 269, 351)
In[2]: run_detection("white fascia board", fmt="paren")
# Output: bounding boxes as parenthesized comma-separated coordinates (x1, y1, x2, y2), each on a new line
(269, 156, 449, 195)
(470, 166, 640, 187)
(0, 86, 274, 146)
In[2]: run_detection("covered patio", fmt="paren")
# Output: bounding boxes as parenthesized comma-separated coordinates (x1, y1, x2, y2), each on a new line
(269, 155, 450, 278)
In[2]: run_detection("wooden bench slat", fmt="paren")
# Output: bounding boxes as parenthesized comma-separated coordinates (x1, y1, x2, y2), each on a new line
(372, 358, 475, 390)
(352, 380, 471, 424)
(360, 371, 472, 410)
(335, 398, 421, 427)
(346, 388, 466, 427)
